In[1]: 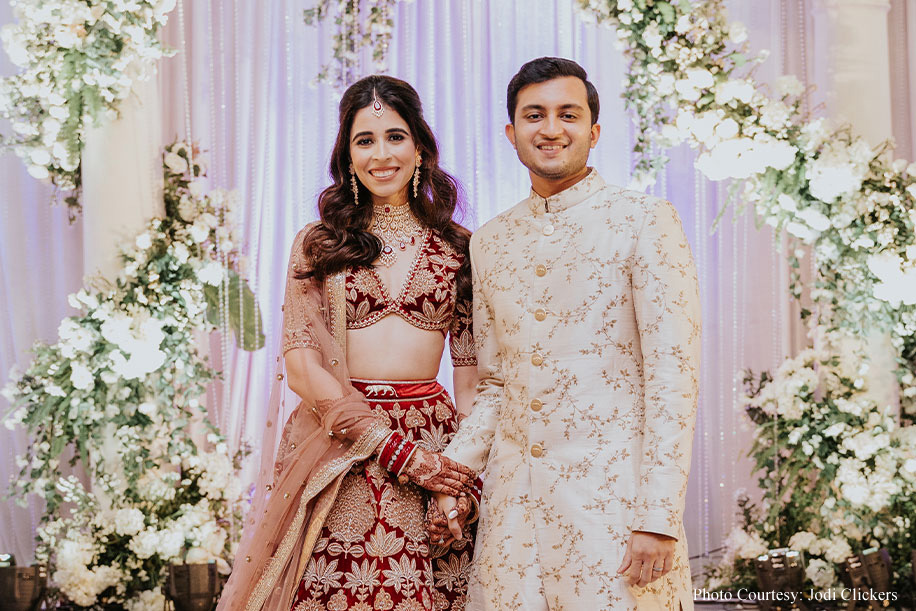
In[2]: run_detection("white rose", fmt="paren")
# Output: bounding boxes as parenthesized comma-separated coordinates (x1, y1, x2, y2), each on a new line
(164, 151, 188, 174)
(136, 233, 153, 250)
(714, 117, 739, 140)
(114, 508, 146, 536)
(785, 221, 818, 243)
(806, 559, 836, 588)
(777, 193, 798, 212)
(795, 206, 831, 232)
(686, 67, 714, 89)
(70, 361, 94, 391)
(197, 261, 227, 286)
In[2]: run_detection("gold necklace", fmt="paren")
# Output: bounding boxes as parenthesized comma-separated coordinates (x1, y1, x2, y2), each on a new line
(371, 203, 424, 267)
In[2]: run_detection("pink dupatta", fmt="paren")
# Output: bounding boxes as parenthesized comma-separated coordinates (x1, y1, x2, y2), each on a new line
(216, 228, 390, 611)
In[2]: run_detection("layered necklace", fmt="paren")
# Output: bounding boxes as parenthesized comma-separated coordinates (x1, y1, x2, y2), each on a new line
(371, 202, 425, 267)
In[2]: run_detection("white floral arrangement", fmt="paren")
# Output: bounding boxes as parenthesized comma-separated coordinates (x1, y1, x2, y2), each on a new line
(704, 333, 916, 593)
(0, 0, 177, 217)
(572, 1, 916, 363)
(303, 0, 413, 92)
(1, 141, 261, 608)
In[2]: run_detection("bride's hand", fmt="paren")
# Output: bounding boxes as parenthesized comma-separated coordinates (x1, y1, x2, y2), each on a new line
(402, 446, 476, 497)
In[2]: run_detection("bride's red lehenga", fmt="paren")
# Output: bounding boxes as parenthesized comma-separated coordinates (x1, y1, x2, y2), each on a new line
(288, 229, 477, 611)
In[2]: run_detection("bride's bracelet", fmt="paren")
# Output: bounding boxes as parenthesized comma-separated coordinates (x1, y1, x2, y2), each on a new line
(377, 430, 416, 475)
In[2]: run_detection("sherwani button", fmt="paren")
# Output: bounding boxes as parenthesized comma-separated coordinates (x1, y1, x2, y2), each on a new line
(531, 353, 544, 366)
(530, 399, 543, 412)
(534, 309, 546, 321)
(543, 224, 555, 236)
(530, 443, 544, 458)
(535, 264, 547, 277)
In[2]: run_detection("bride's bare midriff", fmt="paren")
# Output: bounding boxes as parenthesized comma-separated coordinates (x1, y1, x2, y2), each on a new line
(346, 315, 446, 380)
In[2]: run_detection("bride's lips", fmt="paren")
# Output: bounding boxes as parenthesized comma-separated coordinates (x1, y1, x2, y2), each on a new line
(368, 167, 400, 180)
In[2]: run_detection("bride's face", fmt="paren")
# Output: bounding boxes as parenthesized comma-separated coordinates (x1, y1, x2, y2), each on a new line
(349, 103, 417, 205)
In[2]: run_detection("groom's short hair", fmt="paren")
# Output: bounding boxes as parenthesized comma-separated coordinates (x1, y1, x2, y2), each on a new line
(507, 57, 600, 126)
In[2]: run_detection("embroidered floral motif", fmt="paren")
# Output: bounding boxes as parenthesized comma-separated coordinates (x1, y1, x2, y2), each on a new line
(342, 232, 475, 368)
(292, 382, 472, 611)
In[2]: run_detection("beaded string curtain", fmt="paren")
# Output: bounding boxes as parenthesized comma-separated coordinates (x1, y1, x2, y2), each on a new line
(4, 0, 915, 562)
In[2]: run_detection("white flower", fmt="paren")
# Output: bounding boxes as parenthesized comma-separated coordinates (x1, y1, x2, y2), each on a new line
(114, 508, 145, 536)
(70, 362, 94, 391)
(715, 79, 755, 105)
(642, 22, 663, 49)
(135, 232, 153, 251)
(867, 253, 916, 307)
(715, 117, 739, 140)
(172, 242, 190, 264)
(164, 151, 188, 174)
(775, 75, 805, 98)
(777, 194, 798, 212)
(728, 21, 748, 44)
(125, 588, 166, 611)
(28, 165, 50, 180)
(808, 139, 872, 203)
(788, 530, 817, 551)
(795, 206, 831, 232)
(806, 559, 836, 588)
(189, 221, 210, 243)
(685, 68, 714, 89)
(58, 318, 96, 358)
(723, 526, 768, 564)
(197, 261, 227, 286)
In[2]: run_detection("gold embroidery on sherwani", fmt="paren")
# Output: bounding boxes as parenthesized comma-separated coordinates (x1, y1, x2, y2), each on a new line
(442, 170, 699, 611)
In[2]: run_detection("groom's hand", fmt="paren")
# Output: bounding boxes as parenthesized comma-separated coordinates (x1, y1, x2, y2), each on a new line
(616, 531, 675, 587)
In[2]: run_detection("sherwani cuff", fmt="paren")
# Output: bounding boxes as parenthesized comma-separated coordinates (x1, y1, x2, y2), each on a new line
(631, 508, 681, 540)
(442, 442, 487, 476)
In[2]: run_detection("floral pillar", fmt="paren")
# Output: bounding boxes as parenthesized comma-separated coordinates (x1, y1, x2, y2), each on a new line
(812, 0, 898, 412)
(81, 75, 165, 281)
(80, 74, 165, 504)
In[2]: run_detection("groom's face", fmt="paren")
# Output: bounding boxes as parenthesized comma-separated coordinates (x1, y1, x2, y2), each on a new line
(506, 76, 599, 182)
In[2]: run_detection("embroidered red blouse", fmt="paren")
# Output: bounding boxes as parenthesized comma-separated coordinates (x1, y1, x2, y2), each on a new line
(282, 226, 476, 367)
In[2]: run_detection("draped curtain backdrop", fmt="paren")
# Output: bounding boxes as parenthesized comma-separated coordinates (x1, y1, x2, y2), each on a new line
(3, 0, 916, 569)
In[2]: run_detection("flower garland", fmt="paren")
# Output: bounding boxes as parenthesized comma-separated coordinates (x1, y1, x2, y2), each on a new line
(0, 0, 177, 218)
(1, 141, 261, 608)
(303, 0, 405, 92)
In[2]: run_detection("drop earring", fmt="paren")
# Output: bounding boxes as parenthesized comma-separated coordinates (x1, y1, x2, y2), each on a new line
(350, 163, 359, 205)
(412, 153, 422, 199)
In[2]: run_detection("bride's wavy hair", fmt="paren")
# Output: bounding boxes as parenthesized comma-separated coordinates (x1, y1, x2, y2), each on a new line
(299, 75, 471, 300)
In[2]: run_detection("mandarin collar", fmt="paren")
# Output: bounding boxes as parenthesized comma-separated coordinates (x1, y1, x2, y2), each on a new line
(526, 168, 605, 215)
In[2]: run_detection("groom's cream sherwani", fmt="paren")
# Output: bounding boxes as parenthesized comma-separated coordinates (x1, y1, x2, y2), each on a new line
(443, 170, 700, 610)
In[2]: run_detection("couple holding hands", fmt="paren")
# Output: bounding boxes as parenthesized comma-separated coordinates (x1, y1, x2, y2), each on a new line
(218, 57, 701, 611)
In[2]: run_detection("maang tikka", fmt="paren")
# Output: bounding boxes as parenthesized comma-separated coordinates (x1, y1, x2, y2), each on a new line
(371, 91, 384, 118)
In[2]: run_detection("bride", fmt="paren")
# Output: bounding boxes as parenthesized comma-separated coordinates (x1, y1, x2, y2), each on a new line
(217, 75, 479, 611)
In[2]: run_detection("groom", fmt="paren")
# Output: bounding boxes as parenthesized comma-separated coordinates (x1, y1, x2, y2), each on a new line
(430, 57, 700, 609)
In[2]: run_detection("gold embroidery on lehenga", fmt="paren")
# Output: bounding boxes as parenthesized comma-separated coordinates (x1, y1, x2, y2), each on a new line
(324, 473, 376, 543)
(245, 420, 390, 611)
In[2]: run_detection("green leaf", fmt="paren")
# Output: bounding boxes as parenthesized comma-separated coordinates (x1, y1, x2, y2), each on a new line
(732, 53, 746, 68)
(656, 1, 675, 24)
(204, 270, 266, 351)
